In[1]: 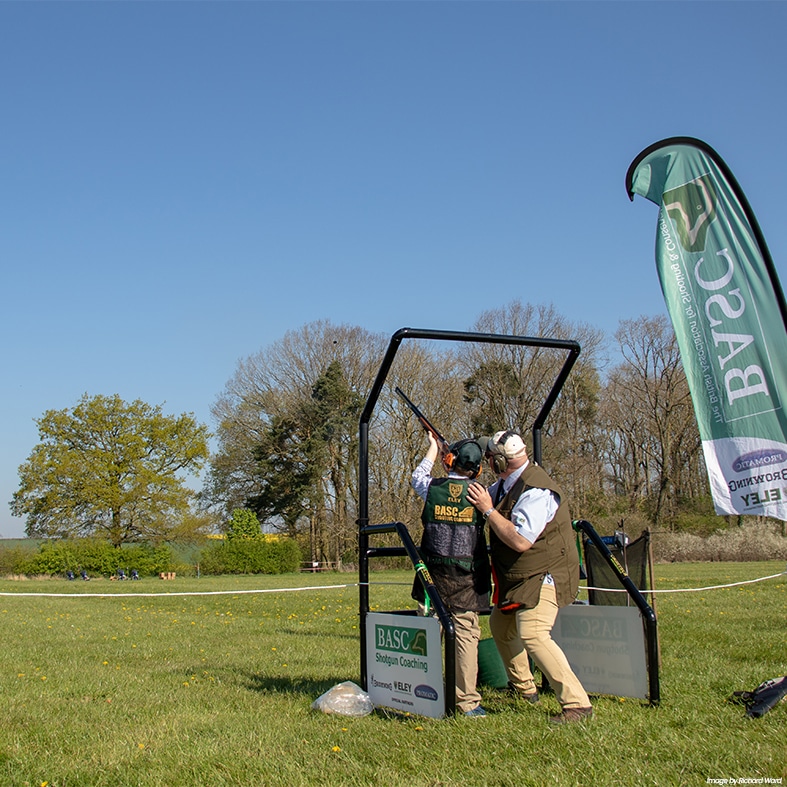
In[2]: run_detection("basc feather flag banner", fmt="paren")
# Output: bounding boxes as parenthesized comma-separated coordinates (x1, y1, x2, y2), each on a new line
(626, 137, 787, 520)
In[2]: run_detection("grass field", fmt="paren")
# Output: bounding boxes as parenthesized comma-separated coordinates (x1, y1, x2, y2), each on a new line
(0, 562, 784, 787)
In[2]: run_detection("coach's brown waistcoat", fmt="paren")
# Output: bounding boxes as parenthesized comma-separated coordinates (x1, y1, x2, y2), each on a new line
(489, 463, 579, 610)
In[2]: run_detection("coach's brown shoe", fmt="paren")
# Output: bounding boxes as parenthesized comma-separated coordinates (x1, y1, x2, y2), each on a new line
(549, 706, 593, 725)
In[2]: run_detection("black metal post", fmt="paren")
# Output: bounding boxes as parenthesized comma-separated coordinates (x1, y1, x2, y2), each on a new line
(361, 522, 456, 717)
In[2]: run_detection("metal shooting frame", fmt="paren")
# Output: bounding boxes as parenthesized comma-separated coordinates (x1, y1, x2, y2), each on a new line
(358, 326, 661, 713)
(357, 327, 581, 716)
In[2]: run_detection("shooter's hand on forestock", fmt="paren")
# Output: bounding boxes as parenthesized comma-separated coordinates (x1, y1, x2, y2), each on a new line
(423, 431, 440, 463)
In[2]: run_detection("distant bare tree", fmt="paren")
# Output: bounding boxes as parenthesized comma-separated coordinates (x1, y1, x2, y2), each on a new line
(204, 321, 387, 564)
(457, 300, 607, 516)
(601, 315, 702, 526)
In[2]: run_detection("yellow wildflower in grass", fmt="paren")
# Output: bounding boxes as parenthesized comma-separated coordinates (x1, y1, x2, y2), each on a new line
(332, 746, 341, 752)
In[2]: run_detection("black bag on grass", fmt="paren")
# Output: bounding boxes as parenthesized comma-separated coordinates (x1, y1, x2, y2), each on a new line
(729, 676, 787, 718)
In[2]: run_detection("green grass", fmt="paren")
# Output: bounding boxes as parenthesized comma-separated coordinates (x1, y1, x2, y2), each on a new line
(0, 563, 784, 786)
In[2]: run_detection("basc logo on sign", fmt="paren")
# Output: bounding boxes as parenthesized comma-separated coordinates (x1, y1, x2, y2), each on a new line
(375, 625, 428, 656)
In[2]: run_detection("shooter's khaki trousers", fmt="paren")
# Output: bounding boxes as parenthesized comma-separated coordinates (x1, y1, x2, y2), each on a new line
(418, 605, 483, 713)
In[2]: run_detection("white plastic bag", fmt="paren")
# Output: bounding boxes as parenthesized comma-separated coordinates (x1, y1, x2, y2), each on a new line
(311, 681, 374, 717)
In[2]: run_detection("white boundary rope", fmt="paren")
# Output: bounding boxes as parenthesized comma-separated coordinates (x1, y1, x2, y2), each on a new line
(0, 570, 783, 598)
(580, 570, 786, 594)
(0, 583, 356, 598)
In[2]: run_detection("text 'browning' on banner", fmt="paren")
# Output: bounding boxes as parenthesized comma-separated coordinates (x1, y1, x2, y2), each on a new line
(626, 137, 787, 520)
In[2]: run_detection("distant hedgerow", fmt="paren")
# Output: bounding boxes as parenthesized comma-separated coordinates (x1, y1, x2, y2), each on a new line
(17, 539, 173, 577)
(198, 537, 301, 575)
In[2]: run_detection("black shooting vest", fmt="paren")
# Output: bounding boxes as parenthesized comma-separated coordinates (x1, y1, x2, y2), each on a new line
(489, 464, 579, 610)
(411, 476, 491, 612)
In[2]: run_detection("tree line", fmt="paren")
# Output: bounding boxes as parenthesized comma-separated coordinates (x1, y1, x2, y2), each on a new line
(13, 300, 746, 561)
(202, 301, 720, 566)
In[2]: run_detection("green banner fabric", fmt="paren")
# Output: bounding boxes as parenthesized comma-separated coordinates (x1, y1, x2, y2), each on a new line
(626, 137, 787, 520)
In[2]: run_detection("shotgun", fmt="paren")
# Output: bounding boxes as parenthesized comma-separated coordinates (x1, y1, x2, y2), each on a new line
(395, 387, 453, 464)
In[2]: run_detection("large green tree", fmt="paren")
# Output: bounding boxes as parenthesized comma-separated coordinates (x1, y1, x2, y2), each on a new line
(11, 394, 211, 546)
(225, 508, 263, 540)
(305, 360, 365, 564)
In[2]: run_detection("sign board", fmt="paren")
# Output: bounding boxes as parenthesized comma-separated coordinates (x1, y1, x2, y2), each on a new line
(552, 604, 649, 700)
(365, 612, 444, 718)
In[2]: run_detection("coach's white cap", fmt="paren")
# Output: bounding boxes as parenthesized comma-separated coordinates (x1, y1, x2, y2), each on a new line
(491, 430, 527, 459)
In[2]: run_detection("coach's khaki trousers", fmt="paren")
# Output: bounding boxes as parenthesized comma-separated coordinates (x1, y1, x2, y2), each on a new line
(490, 582, 590, 709)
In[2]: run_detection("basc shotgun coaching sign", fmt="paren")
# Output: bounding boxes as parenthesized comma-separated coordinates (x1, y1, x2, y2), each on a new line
(365, 612, 444, 718)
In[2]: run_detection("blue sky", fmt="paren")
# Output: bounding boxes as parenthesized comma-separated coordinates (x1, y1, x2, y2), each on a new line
(2, 1, 786, 538)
